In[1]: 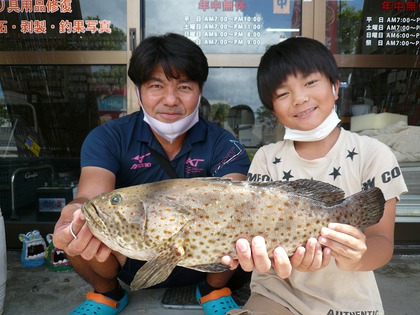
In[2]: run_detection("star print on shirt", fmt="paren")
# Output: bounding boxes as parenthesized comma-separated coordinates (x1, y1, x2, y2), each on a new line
(329, 167, 341, 180)
(283, 170, 294, 181)
(273, 157, 281, 164)
(346, 147, 358, 161)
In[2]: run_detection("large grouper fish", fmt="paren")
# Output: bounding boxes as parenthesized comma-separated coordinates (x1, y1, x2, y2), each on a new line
(81, 178, 385, 290)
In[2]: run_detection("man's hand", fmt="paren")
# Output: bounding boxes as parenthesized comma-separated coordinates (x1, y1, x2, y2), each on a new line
(53, 207, 112, 263)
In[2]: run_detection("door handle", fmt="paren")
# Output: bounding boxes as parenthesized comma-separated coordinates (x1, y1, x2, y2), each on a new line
(129, 28, 137, 51)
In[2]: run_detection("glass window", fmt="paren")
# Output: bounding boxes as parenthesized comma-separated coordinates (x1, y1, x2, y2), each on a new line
(203, 66, 420, 148)
(205, 66, 420, 150)
(0, 0, 127, 51)
(143, 0, 302, 53)
(0, 65, 127, 158)
(201, 68, 280, 151)
(0, 1, 129, 222)
(338, 68, 419, 128)
(328, 0, 420, 55)
(337, 66, 420, 224)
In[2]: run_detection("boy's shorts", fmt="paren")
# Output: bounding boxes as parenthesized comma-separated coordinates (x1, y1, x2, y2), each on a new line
(227, 292, 293, 315)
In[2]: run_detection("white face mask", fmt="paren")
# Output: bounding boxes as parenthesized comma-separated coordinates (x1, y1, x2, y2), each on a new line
(136, 87, 200, 143)
(283, 106, 341, 142)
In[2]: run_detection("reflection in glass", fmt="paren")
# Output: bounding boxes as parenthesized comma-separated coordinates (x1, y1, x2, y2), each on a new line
(337, 68, 419, 128)
(0, 65, 127, 158)
(203, 67, 419, 150)
(328, 1, 420, 55)
(0, 0, 127, 51)
(203, 67, 280, 148)
(143, 0, 302, 54)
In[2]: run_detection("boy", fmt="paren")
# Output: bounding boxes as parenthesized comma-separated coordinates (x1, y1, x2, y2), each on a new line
(225, 37, 407, 315)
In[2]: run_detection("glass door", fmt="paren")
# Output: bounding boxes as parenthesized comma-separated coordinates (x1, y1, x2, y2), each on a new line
(0, 0, 131, 223)
(315, 0, 420, 226)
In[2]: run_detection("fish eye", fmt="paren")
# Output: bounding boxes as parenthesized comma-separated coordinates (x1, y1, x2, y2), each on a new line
(110, 194, 122, 205)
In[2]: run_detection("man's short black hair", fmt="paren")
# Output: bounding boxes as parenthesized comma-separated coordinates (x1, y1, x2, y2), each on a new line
(257, 37, 340, 111)
(128, 33, 208, 90)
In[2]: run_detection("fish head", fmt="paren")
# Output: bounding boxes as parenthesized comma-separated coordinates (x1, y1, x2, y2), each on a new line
(82, 187, 193, 258)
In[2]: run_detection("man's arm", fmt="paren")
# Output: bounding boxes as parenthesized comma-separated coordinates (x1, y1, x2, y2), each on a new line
(222, 173, 247, 181)
(53, 166, 116, 262)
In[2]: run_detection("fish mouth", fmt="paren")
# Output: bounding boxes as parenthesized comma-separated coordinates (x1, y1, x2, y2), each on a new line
(82, 201, 105, 228)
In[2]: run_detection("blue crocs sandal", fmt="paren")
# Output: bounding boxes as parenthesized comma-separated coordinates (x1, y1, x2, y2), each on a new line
(70, 290, 128, 315)
(196, 286, 240, 314)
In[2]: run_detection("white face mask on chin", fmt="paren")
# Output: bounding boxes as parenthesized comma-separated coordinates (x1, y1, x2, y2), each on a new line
(136, 87, 201, 143)
(283, 106, 341, 142)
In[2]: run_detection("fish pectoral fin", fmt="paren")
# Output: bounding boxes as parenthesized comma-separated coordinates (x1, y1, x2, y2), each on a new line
(130, 244, 185, 290)
(189, 263, 230, 273)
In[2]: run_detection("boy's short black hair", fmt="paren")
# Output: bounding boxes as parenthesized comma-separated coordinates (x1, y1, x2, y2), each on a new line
(128, 33, 208, 90)
(257, 37, 340, 111)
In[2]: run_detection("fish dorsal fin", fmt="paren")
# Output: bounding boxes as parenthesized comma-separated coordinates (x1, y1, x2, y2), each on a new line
(247, 179, 345, 204)
(197, 177, 345, 203)
(130, 242, 185, 290)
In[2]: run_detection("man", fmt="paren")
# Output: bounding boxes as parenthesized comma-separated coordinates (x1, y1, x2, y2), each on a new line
(53, 33, 250, 315)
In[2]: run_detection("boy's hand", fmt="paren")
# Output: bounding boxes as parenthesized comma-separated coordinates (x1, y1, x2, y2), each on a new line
(221, 236, 293, 279)
(222, 235, 333, 278)
(318, 223, 367, 271)
(290, 238, 332, 272)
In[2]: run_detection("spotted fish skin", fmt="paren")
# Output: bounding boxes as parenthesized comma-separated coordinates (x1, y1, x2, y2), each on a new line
(81, 178, 385, 290)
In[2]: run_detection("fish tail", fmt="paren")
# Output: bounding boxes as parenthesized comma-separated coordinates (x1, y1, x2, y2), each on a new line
(338, 187, 386, 229)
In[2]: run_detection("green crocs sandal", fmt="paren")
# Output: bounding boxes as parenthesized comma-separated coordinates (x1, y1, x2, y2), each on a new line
(196, 286, 240, 314)
(70, 290, 128, 315)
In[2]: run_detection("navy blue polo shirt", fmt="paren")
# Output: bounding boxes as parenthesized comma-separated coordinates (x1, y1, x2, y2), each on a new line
(81, 111, 250, 188)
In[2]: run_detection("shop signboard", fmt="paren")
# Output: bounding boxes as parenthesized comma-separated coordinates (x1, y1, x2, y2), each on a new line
(0, 0, 127, 51)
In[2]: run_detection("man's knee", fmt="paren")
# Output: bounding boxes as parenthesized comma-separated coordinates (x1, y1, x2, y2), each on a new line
(68, 253, 121, 279)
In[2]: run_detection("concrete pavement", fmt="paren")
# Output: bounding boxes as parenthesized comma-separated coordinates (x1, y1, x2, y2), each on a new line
(3, 251, 420, 314)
